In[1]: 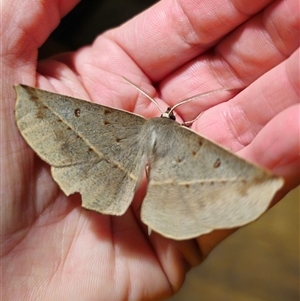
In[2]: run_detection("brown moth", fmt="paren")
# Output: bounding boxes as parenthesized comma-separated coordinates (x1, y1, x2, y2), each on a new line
(14, 81, 284, 240)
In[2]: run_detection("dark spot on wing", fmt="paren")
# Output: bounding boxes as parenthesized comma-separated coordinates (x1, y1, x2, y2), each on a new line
(74, 108, 81, 117)
(115, 138, 121, 143)
(104, 108, 112, 115)
(192, 150, 197, 156)
(185, 184, 190, 188)
(214, 158, 221, 168)
(238, 179, 251, 196)
(198, 140, 203, 147)
(36, 109, 44, 119)
(30, 95, 39, 101)
(176, 157, 182, 163)
(60, 142, 69, 151)
(36, 105, 48, 119)
(103, 120, 111, 125)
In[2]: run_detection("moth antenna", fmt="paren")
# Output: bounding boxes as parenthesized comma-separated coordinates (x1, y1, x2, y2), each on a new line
(182, 112, 204, 127)
(168, 88, 237, 116)
(122, 76, 164, 114)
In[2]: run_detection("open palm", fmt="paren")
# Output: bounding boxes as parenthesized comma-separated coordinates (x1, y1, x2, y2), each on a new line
(2, 0, 299, 300)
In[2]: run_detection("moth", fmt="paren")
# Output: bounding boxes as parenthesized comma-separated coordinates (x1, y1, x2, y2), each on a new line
(14, 79, 284, 240)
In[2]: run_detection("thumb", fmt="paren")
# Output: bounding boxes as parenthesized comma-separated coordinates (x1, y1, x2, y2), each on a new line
(1, 0, 80, 231)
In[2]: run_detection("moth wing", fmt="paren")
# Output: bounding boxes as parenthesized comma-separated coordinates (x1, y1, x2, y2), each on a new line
(141, 123, 283, 239)
(15, 85, 146, 215)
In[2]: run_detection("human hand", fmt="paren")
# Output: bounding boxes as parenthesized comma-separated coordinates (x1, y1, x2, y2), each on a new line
(2, 0, 299, 300)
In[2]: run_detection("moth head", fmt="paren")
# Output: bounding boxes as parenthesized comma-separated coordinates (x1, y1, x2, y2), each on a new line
(161, 107, 176, 121)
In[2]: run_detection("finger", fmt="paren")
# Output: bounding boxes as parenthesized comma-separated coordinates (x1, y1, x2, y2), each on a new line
(239, 104, 300, 190)
(193, 49, 299, 150)
(106, 0, 275, 80)
(68, 0, 278, 113)
(160, 0, 299, 114)
(3, 0, 80, 85)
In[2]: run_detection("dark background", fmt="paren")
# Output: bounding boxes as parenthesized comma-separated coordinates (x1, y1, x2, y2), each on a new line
(39, 0, 158, 58)
(39, 1, 299, 300)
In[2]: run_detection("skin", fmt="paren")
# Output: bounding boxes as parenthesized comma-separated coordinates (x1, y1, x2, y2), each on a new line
(1, 0, 299, 300)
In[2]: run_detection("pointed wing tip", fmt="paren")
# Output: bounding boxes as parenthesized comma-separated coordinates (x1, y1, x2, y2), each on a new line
(14, 83, 30, 91)
(276, 175, 285, 188)
(14, 83, 23, 95)
(14, 84, 37, 102)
